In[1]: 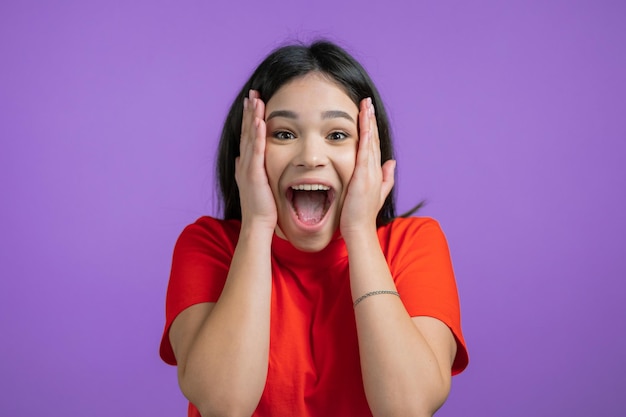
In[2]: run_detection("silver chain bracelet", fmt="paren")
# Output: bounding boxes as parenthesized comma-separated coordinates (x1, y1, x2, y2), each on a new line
(353, 290, 400, 308)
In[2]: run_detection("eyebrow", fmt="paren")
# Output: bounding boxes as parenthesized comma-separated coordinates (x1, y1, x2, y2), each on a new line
(266, 110, 298, 121)
(266, 110, 355, 123)
(322, 110, 355, 123)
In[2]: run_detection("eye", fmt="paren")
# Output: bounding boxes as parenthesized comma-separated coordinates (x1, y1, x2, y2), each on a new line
(327, 131, 348, 141)
(273, 130, 296, 140)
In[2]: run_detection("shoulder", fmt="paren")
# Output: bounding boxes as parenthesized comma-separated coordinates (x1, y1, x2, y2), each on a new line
(378, 217, 454, 286)
(175, 216, 241, 252)
(180, 216, 241, 240)
(379, 216, 443, 233)
(378, 216, 448, 252)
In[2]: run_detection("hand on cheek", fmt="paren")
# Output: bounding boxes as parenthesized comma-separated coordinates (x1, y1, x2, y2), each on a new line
(340, 98, 396, 238)
(235, 90, 278, 231)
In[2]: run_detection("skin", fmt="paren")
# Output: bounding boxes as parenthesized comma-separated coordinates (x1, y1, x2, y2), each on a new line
(169, 73, 457, 417)
(264, 73, 364, 252)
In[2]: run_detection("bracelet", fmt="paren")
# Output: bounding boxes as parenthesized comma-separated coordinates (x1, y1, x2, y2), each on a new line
(353, 290, 400, 307)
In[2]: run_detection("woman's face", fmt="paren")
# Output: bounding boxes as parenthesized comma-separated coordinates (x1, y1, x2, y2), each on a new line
(264, 73, 359, 252)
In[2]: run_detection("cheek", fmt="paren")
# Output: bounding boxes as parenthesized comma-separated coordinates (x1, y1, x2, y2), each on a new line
(335, 144, 358, 184)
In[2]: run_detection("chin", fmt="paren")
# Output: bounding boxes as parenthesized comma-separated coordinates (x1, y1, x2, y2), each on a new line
(276, 221, 338, 253)
(288, 233, 334, 253)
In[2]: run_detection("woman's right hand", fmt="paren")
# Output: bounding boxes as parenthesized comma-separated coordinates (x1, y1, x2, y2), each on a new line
(235, 89, 277, 232)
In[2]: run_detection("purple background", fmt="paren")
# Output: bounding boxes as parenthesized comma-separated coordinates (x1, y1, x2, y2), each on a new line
(1, 1, 625, 416)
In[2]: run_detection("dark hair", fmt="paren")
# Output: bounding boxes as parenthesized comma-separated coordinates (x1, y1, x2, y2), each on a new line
(216, 40, 409, 226)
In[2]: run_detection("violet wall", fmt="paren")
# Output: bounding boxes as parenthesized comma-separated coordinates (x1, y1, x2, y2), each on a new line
(1, 1, 624, 416)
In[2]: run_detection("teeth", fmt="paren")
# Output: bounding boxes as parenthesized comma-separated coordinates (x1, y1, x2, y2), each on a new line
(291, 184, 330, 191)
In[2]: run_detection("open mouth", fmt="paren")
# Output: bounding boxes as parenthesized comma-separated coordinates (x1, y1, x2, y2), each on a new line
(287, 184, 334, 226)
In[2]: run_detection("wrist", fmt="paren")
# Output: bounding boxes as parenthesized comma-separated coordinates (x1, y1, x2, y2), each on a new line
(239, 219, 276, 241)
(342, 225, 379, 252)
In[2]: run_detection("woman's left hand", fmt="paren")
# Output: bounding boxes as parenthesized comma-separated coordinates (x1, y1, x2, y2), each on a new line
(340, 98, 396, 239)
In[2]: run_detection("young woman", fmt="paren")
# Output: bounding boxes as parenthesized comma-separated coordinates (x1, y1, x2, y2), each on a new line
(160, 40, 468, 417)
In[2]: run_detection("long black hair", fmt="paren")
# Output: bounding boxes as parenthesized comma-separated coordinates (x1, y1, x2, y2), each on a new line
(216, 40, 409, 226)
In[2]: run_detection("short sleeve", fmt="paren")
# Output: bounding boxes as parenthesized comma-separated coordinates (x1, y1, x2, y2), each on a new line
(381, 217, 469, 375)
(159, 217, 240, 365)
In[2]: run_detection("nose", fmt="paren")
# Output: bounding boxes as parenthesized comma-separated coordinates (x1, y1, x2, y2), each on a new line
(293, 136, 329, 168)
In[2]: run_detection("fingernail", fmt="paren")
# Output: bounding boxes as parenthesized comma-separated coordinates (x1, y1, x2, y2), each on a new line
(243, 97, 248, 109)
(249, 89, 254, 99)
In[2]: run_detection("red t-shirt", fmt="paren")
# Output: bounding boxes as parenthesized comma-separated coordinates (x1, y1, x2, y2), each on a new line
(160, 216, 468, 416)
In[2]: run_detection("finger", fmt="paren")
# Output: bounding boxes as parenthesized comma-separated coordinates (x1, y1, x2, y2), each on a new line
(359, 97, 371, 137)
(246, 91, 266, 147)
(240, 117, 266, 174)
(252, 117, 267, 161)
(238, 117, 268, 184)
(247, 90, 266, 126)
(380, 159, 396, 203)
(367, 99, 382, 167)
(356, 98, 372, 167)
(241, 90, 262, 145)
(240, 90, 253, 140)
(251, 95, 266, 164)
(253, 92, 266, 124)
(242, 92, 268, 176)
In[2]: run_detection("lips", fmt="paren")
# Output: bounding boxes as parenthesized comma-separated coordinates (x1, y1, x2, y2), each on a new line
(286, 183, 335, 226)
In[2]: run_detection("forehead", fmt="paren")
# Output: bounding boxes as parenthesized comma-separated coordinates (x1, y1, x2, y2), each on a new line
(265, 73, 358, 115)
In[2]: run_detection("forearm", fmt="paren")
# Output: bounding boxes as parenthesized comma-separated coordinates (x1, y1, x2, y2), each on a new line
(179, 224, 273, 417)
(346, 229, 450, 417)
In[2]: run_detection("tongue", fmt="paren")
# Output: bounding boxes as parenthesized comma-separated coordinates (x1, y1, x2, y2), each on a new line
(293, 191, 327, 225)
